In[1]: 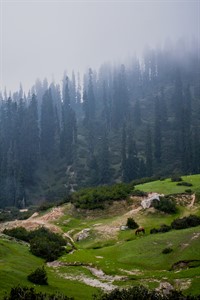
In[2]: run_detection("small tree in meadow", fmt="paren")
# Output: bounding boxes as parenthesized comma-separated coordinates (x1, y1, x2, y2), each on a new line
(27, 266, 48, 285)
(126, 218, 139, 229)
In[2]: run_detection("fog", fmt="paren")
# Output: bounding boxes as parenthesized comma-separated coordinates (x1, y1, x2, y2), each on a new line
(0, 0, 199, 93)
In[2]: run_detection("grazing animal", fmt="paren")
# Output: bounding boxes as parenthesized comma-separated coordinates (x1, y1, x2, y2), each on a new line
(135, 227, 145, 235)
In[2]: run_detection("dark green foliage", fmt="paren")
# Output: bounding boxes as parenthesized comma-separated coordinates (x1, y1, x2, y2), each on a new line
(3, 227, 29, 242)
(93, 285, 200, 300)
(171, 215, 200, 230)
(185, 189, 192, 194)
(0, 42, 200, 208)
(3, 285, 73, 300)
(126, 218, 139, 229)
(72, 182, 135, 210)
(152, 197, 177, 214)
(131, 189, 147, 197)
(150, 224, 171, 234)
(30, 237, 65, 262)
(3, 227, 66, 261)
(162, 247, 173, 254)
(176, 182, 193, 187)
(171, 176, 183, 182)
(0, 207, 35, 222)
(27, 266, 48, 285)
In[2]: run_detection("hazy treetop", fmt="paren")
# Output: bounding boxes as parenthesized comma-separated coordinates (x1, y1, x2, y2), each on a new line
(1, 0, 199, 92)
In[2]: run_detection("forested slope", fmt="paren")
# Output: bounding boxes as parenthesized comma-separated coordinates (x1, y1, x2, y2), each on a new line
(0, 40, 199, 208)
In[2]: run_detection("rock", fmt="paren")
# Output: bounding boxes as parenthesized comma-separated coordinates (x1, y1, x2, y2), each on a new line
(156, 281, 174, 295)
(76, 228, 90, 241)
(120, 225, 129, 231)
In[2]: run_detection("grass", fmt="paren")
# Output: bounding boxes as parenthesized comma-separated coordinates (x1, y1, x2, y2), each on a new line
(135, 174, 200, 195)
(1, 174, 200, 298)
(0, 236, 98, 300)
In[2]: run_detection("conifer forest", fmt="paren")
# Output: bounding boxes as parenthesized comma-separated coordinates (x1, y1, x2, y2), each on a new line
(0, 41, 199, 208)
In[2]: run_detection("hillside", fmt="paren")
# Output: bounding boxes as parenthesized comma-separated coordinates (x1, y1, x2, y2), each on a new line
(0, 41, 200, 208)
(0, 176, 200, 299)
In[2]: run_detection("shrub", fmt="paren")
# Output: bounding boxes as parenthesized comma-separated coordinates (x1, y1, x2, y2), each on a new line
(30, 237, 65, 262)
(131, 190, 147, 197)
(27, 266, 48, 285)
(171, 215, 200, 230)
(176, 181, 193, 187)
(185, 189, 192, 194)
(171, 175, 182, 182)
(126, 218, 139, 229)
(152, 197, 177, 214)
(195, 190, 200, 203)
(3, 285, 73, 300)
(72, 182, 135, 210)
(4, 227, 67, 261)
(3, 227, 29, 242)
(162, 247, 173, 254)
(93, 284, 200, 300)
(150, 224, 171, 234)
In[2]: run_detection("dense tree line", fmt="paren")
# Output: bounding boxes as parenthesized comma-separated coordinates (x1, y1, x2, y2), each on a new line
(0, 40, 199, 208)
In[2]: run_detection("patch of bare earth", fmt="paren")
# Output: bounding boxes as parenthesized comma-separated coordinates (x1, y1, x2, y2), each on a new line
(0, 206, 66, 233)
(47, 261, 127, 291)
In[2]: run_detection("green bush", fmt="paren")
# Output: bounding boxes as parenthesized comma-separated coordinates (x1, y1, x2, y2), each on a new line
(171, 215, 200, 230)
(152, 197, 177, 214)
(72, 182, 135, 210)
(150, 224, 171, 234)
(27, 266, 48, 285)
(4, 227, 67, 261)
(126, 218, 139, 229)
(30, 236, 65, 262)
(3, 227, 29, 242)
(176, 181, 193, 187)
(171, 175, 182, 182)
(3, 285, 73, 300)
(162, 247, 173, 254)
(93, 284, 200, 300)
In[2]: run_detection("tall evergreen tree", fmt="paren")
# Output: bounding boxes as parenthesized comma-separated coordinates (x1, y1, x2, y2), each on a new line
(40, 89, 55, 159)
(154, 97, 162, 164)
(145, 127, 153, 177)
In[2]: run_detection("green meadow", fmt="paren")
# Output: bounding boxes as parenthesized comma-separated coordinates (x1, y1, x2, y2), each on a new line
(1, 174, 200, 299)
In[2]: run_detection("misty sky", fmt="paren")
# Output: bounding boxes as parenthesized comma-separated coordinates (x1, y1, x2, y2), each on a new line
(0, 0, 199, 93)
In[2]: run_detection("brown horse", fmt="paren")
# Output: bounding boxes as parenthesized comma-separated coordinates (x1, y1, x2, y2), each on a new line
(135, 227, 145, 235)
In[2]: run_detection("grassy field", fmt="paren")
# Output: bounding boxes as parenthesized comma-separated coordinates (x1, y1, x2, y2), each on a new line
(1, 174, 200, 299)
(0, 236, 98, 299)
(135, 174, 200, 195)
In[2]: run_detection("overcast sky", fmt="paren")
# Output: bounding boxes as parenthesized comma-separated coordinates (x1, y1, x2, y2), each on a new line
(0, 0, 199, 93)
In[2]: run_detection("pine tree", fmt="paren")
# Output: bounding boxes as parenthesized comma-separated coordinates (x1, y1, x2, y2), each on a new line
(60, 77, 77, 165)
(40, 89, 56, 159)
(145, 127, 153, 177)
(98, 131, 111, 184)
(154, 97, 162, 164)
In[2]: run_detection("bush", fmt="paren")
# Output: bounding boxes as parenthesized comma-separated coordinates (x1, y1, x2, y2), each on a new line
(131, 190, 148, 197)
(30, 236, 65, 262)
(176, 181, 193, 187)
(152, 197, 177, 214)
(3, 285, 73, 300)
(93, 284, 200, 300)
(171, 175, 182, 182)
(185, 189, 192, 194)
(4, 227, 67, 261)
(3, 227, 29, 242)
(126, 218, 139, 229)
(150, 224, 171, 234)
(72, 182, 135, 210)
(171, 215, 200, 230)
(27, 266, 48, 285)
(162, 247, 173, 254)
